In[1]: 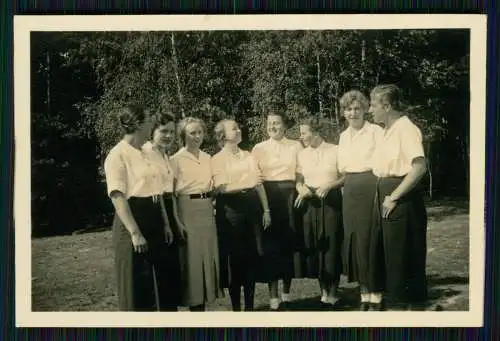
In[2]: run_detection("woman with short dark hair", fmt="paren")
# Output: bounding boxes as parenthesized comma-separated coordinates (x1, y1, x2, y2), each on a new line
(104, 104, 180, 311)
(294, 115, 344, 308)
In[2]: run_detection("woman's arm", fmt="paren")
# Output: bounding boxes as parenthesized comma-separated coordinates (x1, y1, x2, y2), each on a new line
(254, 183, 272, 229)
(159, 195, 173, 244)
(110, 192, 148, 253)
(390, 157, 427, 201)
(172, 178, 188, 240)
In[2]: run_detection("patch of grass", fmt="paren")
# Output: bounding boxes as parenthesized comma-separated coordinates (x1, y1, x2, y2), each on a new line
(32, 201, 470, 311)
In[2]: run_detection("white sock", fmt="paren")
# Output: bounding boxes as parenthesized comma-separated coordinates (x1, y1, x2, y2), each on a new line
(370, 293, 382, 304)
(361, 293, 371, 303)
(325, 296, 340, 305)
(269, 298, 280, 310)
(281, 293, 291, 302)
(320, 290, 328, 302)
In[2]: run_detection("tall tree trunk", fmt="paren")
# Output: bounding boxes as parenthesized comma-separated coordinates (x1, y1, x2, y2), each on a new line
(316, 53, 323, 116)
(170, 32, 186, 119)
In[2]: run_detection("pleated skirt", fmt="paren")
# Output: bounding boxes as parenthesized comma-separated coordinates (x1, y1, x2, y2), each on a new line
(295, 188, 343, 283)
(215, 189, 264, 288)
(260, 180, 302, 281)
(342, 171, 381, 290)
(112, 196, 182, 311)
(176, 195, 222, 307)
(373, 176, 428, 305)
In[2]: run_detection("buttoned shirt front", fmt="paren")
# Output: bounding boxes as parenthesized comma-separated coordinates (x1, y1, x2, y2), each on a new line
(141, 141, 176, 193)
(211, 147, 261, 192)
(297, 141, 340, 188)
(104, 140, 165, 199)
(170, 147, 213, 195)
(371, 115, 425, 178)
(251, 137, 303, 182)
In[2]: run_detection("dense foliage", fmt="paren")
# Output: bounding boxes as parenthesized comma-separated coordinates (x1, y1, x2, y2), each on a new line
(31, 29, 470, 236)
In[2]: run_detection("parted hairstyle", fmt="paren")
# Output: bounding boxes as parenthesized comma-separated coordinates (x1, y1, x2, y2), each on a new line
(370, 84, 404, 111)
(267, 110, 292, 129)
(177, 116, 207, 146)
(150, 110, 176, 139)
(339, 90, 370, 114)
(299, 115, 322, 134)
(117, 104, 148, 134)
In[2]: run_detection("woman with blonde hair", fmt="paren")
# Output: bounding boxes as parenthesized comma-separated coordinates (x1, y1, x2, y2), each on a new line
(211, 118, 272, 311)
(170, 116, 222, 311)
(337, 89, 384, 311)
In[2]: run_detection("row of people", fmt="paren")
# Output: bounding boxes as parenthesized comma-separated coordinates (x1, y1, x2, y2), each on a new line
(104, 84, 428, 312)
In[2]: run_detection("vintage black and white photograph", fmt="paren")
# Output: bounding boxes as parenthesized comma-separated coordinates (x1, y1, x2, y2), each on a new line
(15, 15, 486, 327)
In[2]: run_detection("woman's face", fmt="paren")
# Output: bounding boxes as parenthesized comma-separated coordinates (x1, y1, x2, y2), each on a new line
(224, 120, 242, 145)
(344, 100, 365, 129)
(299, 124, 314, 147)
(267, 114, 286, 140)
(184, 122, 204, 149)
(369, 94, 388, 124)
(152, 121, 176, 149)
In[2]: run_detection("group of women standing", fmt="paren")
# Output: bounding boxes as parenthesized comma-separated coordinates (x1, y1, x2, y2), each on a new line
(104, 83, 428, 312)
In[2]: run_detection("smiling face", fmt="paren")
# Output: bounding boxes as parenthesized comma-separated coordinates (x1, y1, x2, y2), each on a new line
(344, 100, 365, 130)
(267, 114, 286, 140)
(184, 121, 204, 149)
(369, 94, 388, 124)
(223, 120, 242, 145)
(152, 121, 176, 149)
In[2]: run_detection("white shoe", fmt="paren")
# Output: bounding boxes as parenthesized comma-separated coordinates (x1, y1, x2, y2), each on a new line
(324, 296, 340, 306)
(320, 294, 327, 303)
(269, 298, 281, 310)
(281, 293, 291, 302)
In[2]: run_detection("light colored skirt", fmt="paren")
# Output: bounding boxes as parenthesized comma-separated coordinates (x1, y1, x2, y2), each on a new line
(176, 195, 222, 307)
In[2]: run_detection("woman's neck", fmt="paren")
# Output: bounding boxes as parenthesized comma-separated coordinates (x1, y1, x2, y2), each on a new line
(310, 136, 323, 149)
(224, 142, 239, 154)
(123, 134, 143, 150)
(185, 145, 200, 157)
(385, 110, 403, 130)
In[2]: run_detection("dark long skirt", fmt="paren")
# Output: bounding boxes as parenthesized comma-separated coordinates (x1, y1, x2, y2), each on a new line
(215, 188, 263, 288)
(296, 188, 343, 283)
(342, 171, 382, 291)
(259, 180, 301, 282)
(373, 176, 428, 305)
(112, 195, 181, 311)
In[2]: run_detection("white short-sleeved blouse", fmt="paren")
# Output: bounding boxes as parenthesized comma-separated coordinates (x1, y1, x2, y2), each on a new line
(211, 147, 261, 192)
(371, 115, 426, 178)
(337, 121, 384, 174)
(141, 141, 176, 193)
(297, 141, 339, 188)
(170, 147, 213, 195)
(251, 137, 303, 182)
(104, 140, 165, 199)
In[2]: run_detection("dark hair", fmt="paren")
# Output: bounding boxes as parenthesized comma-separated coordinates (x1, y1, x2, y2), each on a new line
(117, 104, 147, 134)
(267, 111, 291, 129)
(150, 112, 176, 139)
(177, 116, 206, 146)
(299, 115, 322, 134)
(339, 90, 370, 113)
(370, 84, 403, 111)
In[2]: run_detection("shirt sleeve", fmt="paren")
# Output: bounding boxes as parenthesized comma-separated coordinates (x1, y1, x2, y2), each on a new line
(401, 121, 425, 164)
(248, 153, 263, 185)
(103, 147, 128, 198)
(251, 145, 263, 172)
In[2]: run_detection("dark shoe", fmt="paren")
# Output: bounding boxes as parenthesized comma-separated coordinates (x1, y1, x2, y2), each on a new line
(369, 301, 385, 311)
(360, 302, 370, 311)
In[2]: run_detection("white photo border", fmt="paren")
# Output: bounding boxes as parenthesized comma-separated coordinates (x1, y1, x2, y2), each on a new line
(14, 14, 487, 328)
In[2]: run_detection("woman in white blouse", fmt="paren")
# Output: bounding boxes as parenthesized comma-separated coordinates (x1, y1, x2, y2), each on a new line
(170, 117, 222, 311)
(252, 111, 303, 310)
(212, 119, 272, 311)
(104, 104, 178, 311)
(337, 90, 385, 311)
(141, 112, 183, 309)
(369, 84, 428, 311)
(294, 116, 345, 307)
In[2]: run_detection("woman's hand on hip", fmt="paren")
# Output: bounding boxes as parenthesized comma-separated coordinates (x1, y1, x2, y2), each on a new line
(382, 195, 398, 219)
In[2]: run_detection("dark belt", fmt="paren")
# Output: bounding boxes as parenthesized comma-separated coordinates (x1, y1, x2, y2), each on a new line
(162, 192, 174, 200)
(220, 187, 255, 197)
(188, 191, 213, 199)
